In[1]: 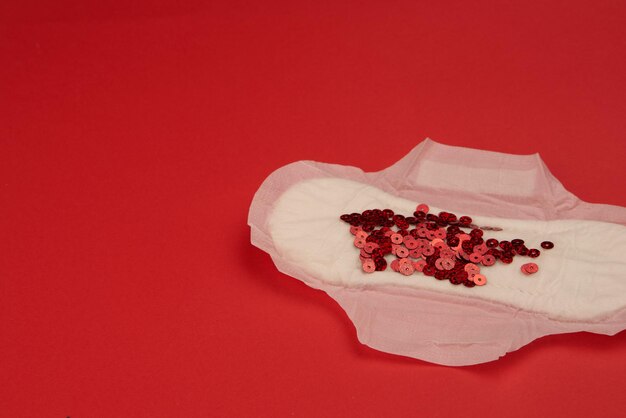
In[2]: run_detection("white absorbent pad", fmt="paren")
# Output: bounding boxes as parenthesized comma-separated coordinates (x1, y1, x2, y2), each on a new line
(248, 138, 626, 366)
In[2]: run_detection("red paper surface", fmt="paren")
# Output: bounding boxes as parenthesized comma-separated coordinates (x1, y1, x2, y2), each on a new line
(1, 1, 625, 416)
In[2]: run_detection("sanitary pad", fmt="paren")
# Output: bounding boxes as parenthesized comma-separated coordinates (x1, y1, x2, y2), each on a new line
(248, 138, 626, 366)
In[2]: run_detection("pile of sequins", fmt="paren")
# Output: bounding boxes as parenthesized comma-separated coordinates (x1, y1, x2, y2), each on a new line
(339, 204, 554, 287)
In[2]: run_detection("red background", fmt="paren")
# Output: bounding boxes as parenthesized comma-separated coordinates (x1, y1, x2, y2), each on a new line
(1, 1, 625, 416)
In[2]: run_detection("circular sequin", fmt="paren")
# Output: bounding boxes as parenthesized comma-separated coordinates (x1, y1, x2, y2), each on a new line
(441, 258, 455, 270)
(521, 262, 539, 274)
(541, 241, 554, 249)
(469, 253, 483, 263)
(399, 262, 415, 276)
(396, 247, 409, 258)
(390, 233, 403, 244)
(473, 274, 487, 286)
(422, 264, 436, 276)
(486, 238, 499, 248)
(481, 254, 496, 266)
(415, 203, 429, 214)
(362, 259, 376, 273)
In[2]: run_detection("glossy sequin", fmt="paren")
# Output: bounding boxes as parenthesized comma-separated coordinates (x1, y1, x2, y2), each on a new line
(521, 263, 539, 275)
(390, 233, 403, 244)
(473, 274, 487, 286)
(528, 249, 540, 258)
(354, 238, 366, 248)
(415, 203, 429, 214)
(362, 259, 376, 273)
(399, 262, 415, 276)
(486, 238, 499, 248)
(482, 254, 496, 266)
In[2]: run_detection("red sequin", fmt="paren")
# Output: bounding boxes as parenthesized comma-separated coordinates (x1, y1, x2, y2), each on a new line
(486, 238, 498, 248)
(521, 262, 539, 274)
(528, 249, 540, 258)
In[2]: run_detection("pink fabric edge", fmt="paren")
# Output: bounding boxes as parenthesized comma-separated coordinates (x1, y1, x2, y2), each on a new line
(247, 138, 626, 366)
